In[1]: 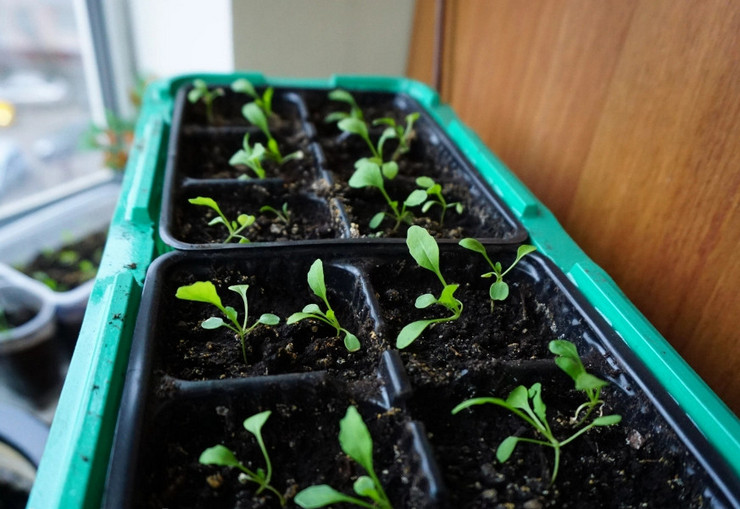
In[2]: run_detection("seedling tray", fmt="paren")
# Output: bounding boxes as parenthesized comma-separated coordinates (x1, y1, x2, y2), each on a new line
(105, 247, 738, 507)
(160, 85, 527, 248)
(27, 74, 740, 509)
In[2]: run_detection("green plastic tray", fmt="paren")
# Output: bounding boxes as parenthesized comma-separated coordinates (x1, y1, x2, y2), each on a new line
(27, 73, 740, 509)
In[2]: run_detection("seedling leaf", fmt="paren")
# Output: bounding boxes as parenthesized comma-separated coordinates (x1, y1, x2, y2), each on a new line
(295, 485, 364, 508)
(307, 259, 328, 301)
(339, 406, 374, 474)
(406, 225, 439, 274)
(175, 281, 223, 310)
(490, 280, 509, 301)
(200, 445, 241, 467)
(496, 436, 520, 463)
(202, 317, 225, 329)
(396, 319, 434, 349)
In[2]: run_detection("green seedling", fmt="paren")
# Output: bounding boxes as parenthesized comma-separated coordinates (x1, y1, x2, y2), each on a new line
(200, 410, 285, 506)
(287, 259, 360, 352)
(232, 78, 275, 118)
(549, 339, 610, 424)
(259, 202, 291, 225)
(295, 406, 392, 509)
(373, 113, 420, 162)
(452, 382, 621, 485)
(188, 196, 255, 244)
(242, 102, 303, 165)
(175, 280, 279, 365)
(415, 176, 463, 225)
(0, 307, 9, 332)
(325, 89, 364, 123)
(459, 239, 537, 312)
(32, 271, 60, 291)
(188, 79, 224, 124)
(348, 159, 427, 232)
(229, 133, 268, 179)
(396, 226, 463, 349)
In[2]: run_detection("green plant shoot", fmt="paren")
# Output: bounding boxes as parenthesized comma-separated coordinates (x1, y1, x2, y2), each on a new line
(338, 117, 380, 162)
(396, 226, 463, 349)
(348, 159, 427, 232)
(452, 383, 621, 485)
(175, 281, 279, 364)
(242, 102, 303, 165)
(372, 113, 420, 161)
(259, 202, 291, 225)
(232, 78, 275, 118)
(294, 406, 392, 509)
(0, 306, 9, 332)
(200, 410, 285, 506)
(459, 239, 537, 312)
(188, 79, 224, 124)
(549, 339, 610, 424)
(188, 196, 255, 244)
(325, 89, 364, 123)
(287, 259, 360, 352)
(415, 176, 463, 225)
(229, 133, 268, 179)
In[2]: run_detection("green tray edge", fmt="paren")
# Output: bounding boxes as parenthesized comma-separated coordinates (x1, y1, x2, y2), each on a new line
(27, 72, 740, 509)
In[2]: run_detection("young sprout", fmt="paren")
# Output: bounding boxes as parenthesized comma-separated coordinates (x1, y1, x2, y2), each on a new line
(295, 406, 392, 509)
(549, 339, 610, 425)
(348, 159, 427, 232)
(338, 117, 381, 163)
(415, 176, 463, 226)
(200, 410, 286, 506)
(452, 382, 621, 485)
(259, 202, 291, 225)
(175, 280, 279, 364)
(188, 196, 255, 244)
(459, 239, 537, 312)
(187, 79, 224, 124)
(396, 226, 463, 349)
(325, 89, 364, 123)
(232, 78, 275, 118)
(287, 259, 360, 352)
(229, 133, 268, 179)
(373, 113, 420, 162)
(242, 102, 303, 165)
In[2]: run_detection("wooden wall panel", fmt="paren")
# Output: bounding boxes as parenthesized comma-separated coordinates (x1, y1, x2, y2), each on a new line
(407, 0, 740, 414)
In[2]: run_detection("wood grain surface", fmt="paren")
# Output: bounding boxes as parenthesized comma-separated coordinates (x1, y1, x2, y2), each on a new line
(407, 0, 740, 414)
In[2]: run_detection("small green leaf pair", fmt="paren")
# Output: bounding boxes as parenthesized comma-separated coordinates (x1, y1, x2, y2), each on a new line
(200, 410, 285, 506)
(287, 259, 360, 352)
(232, 78, 274, 118)
(229, 133, 268, 179)
(415, 176, 463, 226)
(175, 280, 279, 365)
(188, 79, 224, 124)
(459, 239, 537, 312)
(188, 196, 255, 244)
(348, 159, 427, 232)
(241, 102, 302, 166)
(295, 406, 392, 509)
(396, 226, 463, 349)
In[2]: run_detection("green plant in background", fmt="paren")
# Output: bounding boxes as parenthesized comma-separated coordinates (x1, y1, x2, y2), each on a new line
(232, 78, 275, 118)
(188, 79, 224, 124)
(175, 280, 279, 365)
(459, 239, 537, 312)
(229, 133, 268, 179)
(415, 176, 463, 226)
(452, 340, 621, 484)
(0, 306, 9, 332)
(396, 226, 463, 349)
(325, 89, 365, 123)
(348, 159, 427, 232)
(549, 339, 611, 424)
(287, 259, 360, 352)
(259, 203, 291, 225)
(200, 410, 286, 506)
(188, 196, 255, 244)
(241, 102, 303, 165)
(295, 406, 392, 509)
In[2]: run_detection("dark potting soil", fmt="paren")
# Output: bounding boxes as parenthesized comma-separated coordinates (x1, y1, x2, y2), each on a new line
(19, 231, 105, 292)
(155, 258, 386, 382)
(129, 377, 431, 509)
(173, 185, 343, 245)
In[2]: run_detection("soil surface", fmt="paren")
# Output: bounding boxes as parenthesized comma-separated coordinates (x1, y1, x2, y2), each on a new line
(19, 231, 105, 291)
